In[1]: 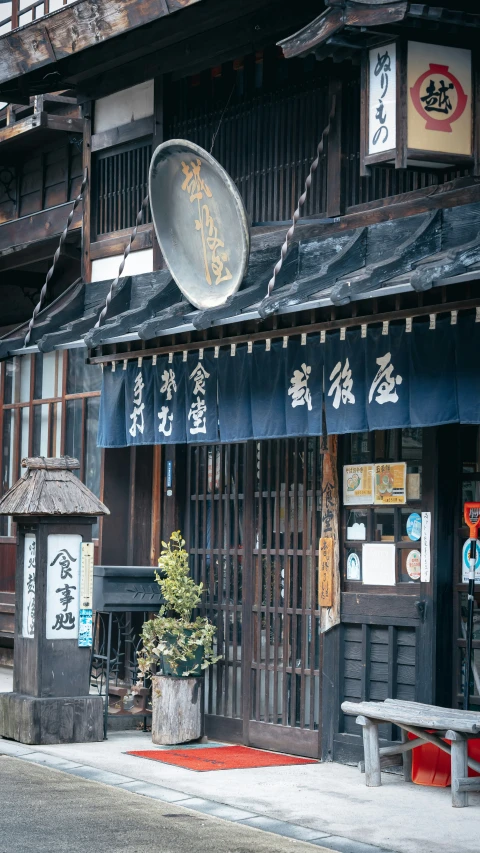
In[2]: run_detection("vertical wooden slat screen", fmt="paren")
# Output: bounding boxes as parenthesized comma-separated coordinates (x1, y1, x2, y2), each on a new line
(166, 56, 329, 224)
(94, 142, 152, 237)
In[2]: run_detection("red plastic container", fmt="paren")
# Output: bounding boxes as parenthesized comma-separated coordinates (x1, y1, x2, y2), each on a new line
(409, 732, 480, 786)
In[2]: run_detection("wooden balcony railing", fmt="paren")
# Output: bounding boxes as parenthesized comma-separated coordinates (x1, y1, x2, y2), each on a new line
(0, 0, 73, 35)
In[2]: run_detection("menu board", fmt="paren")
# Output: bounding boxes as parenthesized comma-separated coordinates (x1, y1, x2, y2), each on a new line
(374, 462, 406, 505)
(343, 464, 374, 506)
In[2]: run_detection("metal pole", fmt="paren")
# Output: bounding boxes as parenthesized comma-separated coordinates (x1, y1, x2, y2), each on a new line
(464, 539, 476, 711)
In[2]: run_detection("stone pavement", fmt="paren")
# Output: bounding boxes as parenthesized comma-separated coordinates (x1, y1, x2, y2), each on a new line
(1, 667, 478, 853)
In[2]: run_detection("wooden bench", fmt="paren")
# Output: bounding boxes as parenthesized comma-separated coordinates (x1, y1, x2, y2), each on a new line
(341, 698, 480, 807)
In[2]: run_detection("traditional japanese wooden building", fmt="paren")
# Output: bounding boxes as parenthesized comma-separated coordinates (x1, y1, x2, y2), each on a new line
(1, 0, 480, 762)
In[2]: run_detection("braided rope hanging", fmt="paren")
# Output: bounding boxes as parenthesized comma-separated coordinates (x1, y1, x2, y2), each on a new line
(93, 194, 150, 330)
(24, 168, 88, 346)
(266, 97, 336, 298)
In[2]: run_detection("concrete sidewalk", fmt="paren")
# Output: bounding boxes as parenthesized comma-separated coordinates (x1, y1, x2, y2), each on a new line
(1, 667, 478, 853)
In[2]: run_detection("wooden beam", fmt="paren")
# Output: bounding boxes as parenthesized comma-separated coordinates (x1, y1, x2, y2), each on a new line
(0, 203, 82, 259)
(152, 76, 164, 271)
(81, 102, 92, 284)
(0, 0, 202, 86)
(91, 116, 154, 153)
(87, 295, 480, 364)
(90, 225, 153, 260)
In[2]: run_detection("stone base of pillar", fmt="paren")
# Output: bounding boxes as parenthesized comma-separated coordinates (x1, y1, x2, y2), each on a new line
(0, 692, 103, 745)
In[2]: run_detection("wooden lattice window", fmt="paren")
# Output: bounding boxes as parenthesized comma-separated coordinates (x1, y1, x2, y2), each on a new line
(94, 141, 153, 237)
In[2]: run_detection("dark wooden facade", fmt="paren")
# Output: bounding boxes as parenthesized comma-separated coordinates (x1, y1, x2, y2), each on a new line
(0, 0, 479, 758)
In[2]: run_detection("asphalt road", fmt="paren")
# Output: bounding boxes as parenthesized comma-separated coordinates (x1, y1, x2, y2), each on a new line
(0, 755, 324, 853)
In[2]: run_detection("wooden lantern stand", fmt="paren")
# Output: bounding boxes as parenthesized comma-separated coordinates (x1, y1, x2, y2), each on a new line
(0, 457, 109, 745)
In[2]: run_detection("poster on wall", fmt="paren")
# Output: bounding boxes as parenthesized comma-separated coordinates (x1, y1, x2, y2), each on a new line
(374, 462, 406, 505)
(362, 543, 396, 586)
(408, 41, 472, 157)
(46, 534, 81, 640)
(22, 534, 36, 638)
(343, 464, 374, 506)
(368, 43, 397, 155)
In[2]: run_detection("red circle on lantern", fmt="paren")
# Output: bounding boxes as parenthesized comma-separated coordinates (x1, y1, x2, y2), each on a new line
(410, 63, 468, 133)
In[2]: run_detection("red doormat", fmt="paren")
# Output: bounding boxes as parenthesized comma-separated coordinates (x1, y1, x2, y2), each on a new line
(125, 745, 318, 771)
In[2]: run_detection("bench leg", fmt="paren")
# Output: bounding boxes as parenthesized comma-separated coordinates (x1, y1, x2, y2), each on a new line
(450, 733, 468, 808)
(400, 728, 412, 783)
(357, 715, 381, 787)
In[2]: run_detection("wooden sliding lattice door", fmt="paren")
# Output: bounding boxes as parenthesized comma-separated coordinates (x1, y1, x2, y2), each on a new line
(186, 438, 323, 756)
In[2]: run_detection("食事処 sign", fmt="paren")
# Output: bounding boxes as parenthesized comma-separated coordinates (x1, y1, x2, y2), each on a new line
(46, 534, 81, 640)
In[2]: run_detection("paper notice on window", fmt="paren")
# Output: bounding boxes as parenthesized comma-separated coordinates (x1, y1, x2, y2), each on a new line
(343, 464, 374, 505)
(421, 512, 431, 582)
(374, 462, 406, 505)
(362, 543, 396, 586)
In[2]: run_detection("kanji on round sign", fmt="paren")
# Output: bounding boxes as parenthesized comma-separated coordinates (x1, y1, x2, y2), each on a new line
(410, 63, 468, 133)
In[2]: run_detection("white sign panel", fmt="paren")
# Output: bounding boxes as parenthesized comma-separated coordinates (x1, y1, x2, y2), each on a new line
(46, 534, 81, 640)
(420, 511, 431, 582)
(22, 534, 36, 638)
(368, 43, 396, 154)
(362, 543, 396, 586)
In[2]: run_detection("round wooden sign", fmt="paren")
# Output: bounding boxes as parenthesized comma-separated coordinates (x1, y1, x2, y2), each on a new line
(149, 140, 250, 310)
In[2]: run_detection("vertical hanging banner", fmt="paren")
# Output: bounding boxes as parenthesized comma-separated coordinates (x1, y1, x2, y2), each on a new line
(186, 350, 218, 443)
(125, 361, 155, 445)
(285, 337, 323, 437)
(46, 534, 81, 640)
(366, 324, 409, 430)
(368, 42, 397, 155)
(78, 542, 94, 648)
(218, 346, 252, 441)
(421, 511, 431, 582)
(251, 340, 287, 438)
(154, 355, 187, 443)
(456, 315, 480, 424)
(97, 366, 127, 448)
(325, 329, 368, 435)
(409, 317, 458, 427)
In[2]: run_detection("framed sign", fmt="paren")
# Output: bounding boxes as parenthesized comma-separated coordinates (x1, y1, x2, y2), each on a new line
(22, 534, 36, 638)
(361, 39, 474, 173)
(373, 462, 406, 505)
(46, 534, 81, 640)
(343, 464, 374, 506)
(408, 42, 472, 160)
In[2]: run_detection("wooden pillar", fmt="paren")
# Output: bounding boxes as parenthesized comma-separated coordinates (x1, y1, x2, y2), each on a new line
(81, 101, 92, 283)
(448, 730, 469, 807)
(326, 78, 344, 218)
(161, 445, 187, 543)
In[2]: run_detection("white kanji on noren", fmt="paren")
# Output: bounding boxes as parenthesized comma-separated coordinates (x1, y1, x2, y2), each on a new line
(328, 358, 355, 409)
(188, 397, 207, 434)
(288, 363, 312, 411)
(189, 362, 210, 396)
(129, 371, 145, 436)
(160, 368, 177, 401)
(158, 405, 173, 437)
(368, 351, 402, 405)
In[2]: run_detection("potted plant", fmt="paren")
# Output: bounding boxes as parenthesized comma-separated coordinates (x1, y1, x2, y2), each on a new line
(136, 531, 220, 744)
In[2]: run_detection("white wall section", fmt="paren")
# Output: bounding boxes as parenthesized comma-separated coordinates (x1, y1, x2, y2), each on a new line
(94, 81, 154, 133)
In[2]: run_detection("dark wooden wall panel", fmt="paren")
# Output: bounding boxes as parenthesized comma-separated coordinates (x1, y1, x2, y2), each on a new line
(0, 541, 16, 594)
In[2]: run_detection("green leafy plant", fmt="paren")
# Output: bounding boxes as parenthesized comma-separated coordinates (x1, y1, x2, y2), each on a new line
(137, 531, 221, 679)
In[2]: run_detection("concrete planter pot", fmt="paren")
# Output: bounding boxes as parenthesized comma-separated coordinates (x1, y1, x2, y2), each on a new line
(151, 674, 204, 745)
